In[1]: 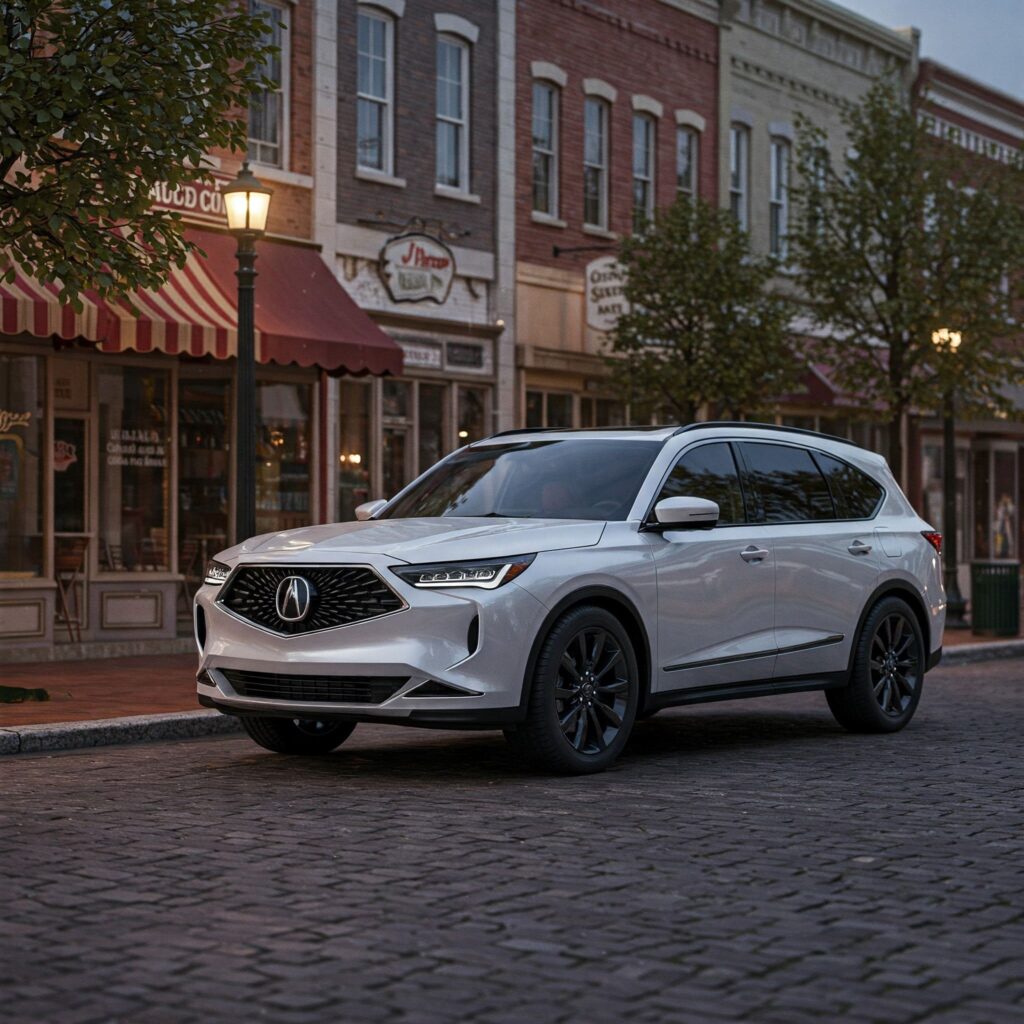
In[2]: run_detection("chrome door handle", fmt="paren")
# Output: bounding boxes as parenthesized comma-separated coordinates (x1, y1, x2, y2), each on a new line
(740, 546, 769, 562)
(848, 540, 873, 555)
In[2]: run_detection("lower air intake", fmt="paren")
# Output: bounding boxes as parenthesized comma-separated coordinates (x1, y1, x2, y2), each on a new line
(221, 669, 407, 705)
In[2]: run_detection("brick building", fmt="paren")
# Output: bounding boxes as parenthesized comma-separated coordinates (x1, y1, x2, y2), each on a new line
(317, 0, 516, 519)
(515, 0, 720, 428)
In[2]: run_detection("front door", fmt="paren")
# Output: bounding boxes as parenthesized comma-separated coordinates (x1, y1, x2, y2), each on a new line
(647, 441, 776, 694)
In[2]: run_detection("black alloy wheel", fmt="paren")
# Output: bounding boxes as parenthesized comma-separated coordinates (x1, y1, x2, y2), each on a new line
(827, 596, 925, 734)
(506, 604, 640, 773)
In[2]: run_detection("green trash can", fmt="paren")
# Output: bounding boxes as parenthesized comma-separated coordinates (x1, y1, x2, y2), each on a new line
(970, 561, 1020, 637)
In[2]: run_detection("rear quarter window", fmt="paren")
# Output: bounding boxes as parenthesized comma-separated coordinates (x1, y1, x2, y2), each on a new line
(813, 453, 884, 519)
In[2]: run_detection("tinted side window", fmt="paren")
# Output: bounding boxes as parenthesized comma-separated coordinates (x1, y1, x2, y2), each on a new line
(740, 442, 835, 522)
(814, 453, 884, 519)
(658, 443, 746, 524)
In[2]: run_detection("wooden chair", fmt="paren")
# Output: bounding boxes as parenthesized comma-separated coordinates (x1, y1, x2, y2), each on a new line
(55, 536, 89, 643)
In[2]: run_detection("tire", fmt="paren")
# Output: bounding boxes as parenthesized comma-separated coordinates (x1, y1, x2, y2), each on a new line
(241, 716, 356, 755)
(827, 596, 925, 733)
(505, 605, 640, 774)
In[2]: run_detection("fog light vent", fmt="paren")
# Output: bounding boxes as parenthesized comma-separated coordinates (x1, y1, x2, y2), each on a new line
(195, 604, 207, 650)
(407, 680, 482, 698)
(467, 615, 480, 656)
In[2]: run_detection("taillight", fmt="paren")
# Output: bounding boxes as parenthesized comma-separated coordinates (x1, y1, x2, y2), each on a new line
(921, 531, 942, 555)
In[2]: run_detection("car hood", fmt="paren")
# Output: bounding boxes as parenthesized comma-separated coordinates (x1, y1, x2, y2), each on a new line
(218, 517, 606, 565)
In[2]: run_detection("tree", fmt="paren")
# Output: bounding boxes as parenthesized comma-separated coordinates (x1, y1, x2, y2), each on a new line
(0, 0, 275, 305)
(605, 197, 801, 423)
(789, 77, 1024, 485)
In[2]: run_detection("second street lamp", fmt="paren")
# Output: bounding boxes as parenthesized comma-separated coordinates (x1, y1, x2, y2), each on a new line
(931, 328, 968, 629)
(222, 162, 273, 544)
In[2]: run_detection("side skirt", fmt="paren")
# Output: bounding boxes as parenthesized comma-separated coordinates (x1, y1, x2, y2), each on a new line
(647, 672, 848, 712)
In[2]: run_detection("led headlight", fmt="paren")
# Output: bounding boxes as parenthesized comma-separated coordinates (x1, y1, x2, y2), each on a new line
(390, 554, 535, 590)
(203, 560, 232, 586)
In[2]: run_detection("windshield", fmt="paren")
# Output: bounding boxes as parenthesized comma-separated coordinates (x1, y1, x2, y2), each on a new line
(381, 439, 663, 521)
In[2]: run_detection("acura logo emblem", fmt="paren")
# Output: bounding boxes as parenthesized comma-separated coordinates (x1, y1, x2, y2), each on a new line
(275, 576, 314, 622)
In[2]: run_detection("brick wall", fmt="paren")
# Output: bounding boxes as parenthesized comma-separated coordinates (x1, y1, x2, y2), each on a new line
(336, 0, 498, 253)
(517, 0, 719, 271)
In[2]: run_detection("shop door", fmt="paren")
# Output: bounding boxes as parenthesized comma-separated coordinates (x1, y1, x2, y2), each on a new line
(53, 416, 90, 632)
(382, 426, 411, 500)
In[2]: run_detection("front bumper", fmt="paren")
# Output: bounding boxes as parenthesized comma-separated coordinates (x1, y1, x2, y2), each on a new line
(194, 558, 549, 728)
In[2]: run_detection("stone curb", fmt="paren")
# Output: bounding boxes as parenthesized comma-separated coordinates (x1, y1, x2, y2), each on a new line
(941, 638, 1024, 665)
(0, 709, 242, 756)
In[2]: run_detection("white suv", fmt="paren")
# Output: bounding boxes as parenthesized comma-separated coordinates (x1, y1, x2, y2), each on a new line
(196, 423, 945, 774)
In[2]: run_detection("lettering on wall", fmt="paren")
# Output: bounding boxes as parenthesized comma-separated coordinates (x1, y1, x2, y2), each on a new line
(379, 233, 456, 305)
(149, 174, 231, 227)
(0, 410, 31, 433)
(106, 428, 167, 469)
(585, 256, 630, 332)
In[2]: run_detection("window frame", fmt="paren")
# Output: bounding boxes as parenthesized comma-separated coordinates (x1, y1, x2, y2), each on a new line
(356, 8, 395, 175)
(531, 80, 560, 217)
(632, 112, 656, 233)
(435, 33, 471, 192)
(769, 137, 790, 258)
(729, 124, 750, 231)
(583, 97, 609, 230)
(248, 0, 290, 170)
(643, 441, 754, 528)
(676, 126, 699, 201)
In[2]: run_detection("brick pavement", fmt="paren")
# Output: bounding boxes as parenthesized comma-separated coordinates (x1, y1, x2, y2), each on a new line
(2, 659, 1023, 1023)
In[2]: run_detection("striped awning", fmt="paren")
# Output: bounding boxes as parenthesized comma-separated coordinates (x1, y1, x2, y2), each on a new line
(0, 230, 402, 376)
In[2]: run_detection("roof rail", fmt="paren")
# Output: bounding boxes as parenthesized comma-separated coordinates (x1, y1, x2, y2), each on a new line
(484, 425, 675, 440)
(672, 420, 866, 449)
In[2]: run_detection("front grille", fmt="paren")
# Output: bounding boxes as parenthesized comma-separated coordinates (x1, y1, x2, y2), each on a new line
(218, 565, 403, 636)
(222, 669, 407, 705)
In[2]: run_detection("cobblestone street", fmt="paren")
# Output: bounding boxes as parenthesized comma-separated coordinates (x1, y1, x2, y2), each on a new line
(2, 659, 1022, 1024)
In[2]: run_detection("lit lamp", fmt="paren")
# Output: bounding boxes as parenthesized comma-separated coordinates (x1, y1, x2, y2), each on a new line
(931, 327, 968, 628)
(222, 161, 273, 543)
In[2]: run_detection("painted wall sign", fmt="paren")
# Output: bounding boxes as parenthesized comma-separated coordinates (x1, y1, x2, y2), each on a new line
(398, 341, 444, 370)
(585, 256, 630, 332)
(379, 233, 456, 304)
(149, 173, 231, 226)
(446, 342, 484, 369)
(0, 410, 31, 433)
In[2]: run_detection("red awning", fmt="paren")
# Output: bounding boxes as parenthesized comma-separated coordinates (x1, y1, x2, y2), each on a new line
(0, 230, 402, 376)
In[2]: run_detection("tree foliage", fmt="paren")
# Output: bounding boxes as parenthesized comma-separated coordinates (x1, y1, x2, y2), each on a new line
(606, 197, 801, 423)
(789, 77, 1024, 482)
(0, 0, 276, 305)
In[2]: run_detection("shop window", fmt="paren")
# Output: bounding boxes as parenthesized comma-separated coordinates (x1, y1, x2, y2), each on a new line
(338, 380, 372, 522)
(178, 377, 230, 574)
(457, 386, 488, 444)
(0, 355, 44, 578)
(98, 367, 171, 572)
(249, 0, 289, 168)
(256, 381, 312, 535)
(54, 418, 87, 534)
(546, 393, 573, 429)
(419, 383, 447, 471)
(525, 390, 544, 429)
(581, 397, 625, 428)
(382, 379, 411, 419)
(973, 448, 1017, 561)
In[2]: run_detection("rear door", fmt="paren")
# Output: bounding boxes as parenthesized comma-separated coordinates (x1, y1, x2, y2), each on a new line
(737, 442, 882, 681)
(646, 441, 777, 694)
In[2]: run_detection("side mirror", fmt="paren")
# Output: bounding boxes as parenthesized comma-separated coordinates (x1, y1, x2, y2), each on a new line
(354, 499, 388, 521)
(652, 496, 719, 530)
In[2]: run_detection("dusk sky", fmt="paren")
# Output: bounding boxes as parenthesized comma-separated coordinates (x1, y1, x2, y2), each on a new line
(840, 0, 1023, 97)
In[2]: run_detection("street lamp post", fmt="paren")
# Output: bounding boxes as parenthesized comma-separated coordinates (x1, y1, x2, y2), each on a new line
(222, 162, 273, 544)
(932, 328, 969, 629)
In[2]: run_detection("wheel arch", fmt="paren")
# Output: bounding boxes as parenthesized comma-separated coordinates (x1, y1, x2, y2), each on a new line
(518, 586, 653, 717)
(847, 579, 932, 677)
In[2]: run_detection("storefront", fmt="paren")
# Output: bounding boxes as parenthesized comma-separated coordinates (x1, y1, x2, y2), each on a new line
(0, 229, 401, 654)
(331, 228, 503, 520)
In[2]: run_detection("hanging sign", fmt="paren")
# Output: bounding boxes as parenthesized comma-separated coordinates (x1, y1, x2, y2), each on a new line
(379, 233, 456, 304)
(585, 256, 630, 332)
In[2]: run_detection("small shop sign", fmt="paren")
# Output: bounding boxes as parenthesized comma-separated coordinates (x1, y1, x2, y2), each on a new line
(379, 233, 456, 305)
(0, 409, 31, 433)
(585, 256, 630, 332)
(149, 172, 232, 227)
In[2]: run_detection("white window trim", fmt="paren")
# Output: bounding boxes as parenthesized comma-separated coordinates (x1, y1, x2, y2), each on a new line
(356, 8, 395, 176)
(358, 0, 405, 16)
(249, 0, 290, 172)
(583, 78, 618, 104)
(434, 13, 479, 44)
(632, 95, 663, 119)
(532, 80, 559, 218)
(770, 137, 790, 258)
(730, 123, 749, 232)
(676, 125, 699, 199)
(530, 61, 567, 88)
(633, 113, 656, 228)
(675, 109, 706, 133)
(435, 34, 471, 193)
(583, 97, 609, 231)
